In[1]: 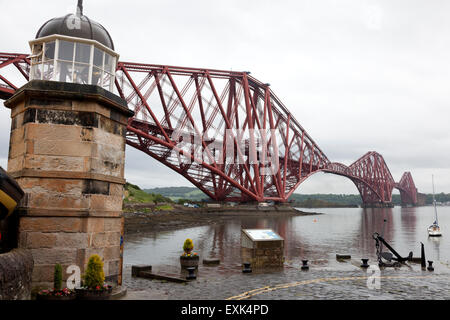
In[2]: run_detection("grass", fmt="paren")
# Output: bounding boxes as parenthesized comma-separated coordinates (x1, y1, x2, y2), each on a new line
(123, 182, 175, 213)
(124, 183, 156, 203)
(155, 204, 173, 211)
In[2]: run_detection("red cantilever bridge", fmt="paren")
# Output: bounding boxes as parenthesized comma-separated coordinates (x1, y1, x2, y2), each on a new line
(0, 52, 418, 206)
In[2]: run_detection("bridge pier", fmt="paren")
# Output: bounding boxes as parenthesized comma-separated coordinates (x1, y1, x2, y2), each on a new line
(361, 202, 394, 208)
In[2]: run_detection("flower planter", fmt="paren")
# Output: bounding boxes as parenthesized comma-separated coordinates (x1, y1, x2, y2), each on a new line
(75, 285, 113, 300)
(36, 290, 76, 301)
(180, 255, 199, 269)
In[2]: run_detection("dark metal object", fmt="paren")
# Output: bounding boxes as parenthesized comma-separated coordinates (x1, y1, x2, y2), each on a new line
(131, 265, 152, 277)
(361, 259, 369, 268)
(427, 261, 434, 272)
(373, 232, 413, 266)
(77, 0, 83, 16)
(421, 242, 426, 269)
(301, 259, 309, 270)
(242, 262, 252, 273)
(380, 252, 393, 261)
(186, 267, 196, 280)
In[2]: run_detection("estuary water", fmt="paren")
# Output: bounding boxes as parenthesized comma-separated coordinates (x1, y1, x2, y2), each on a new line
(123, 206, 450, 275)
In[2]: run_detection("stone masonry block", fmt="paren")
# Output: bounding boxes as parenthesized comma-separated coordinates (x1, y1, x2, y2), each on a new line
(7, 156, 24, 172)
(109, 183, 124, 197)
(103, 246, 120, 261)
(23, 154, 85, 172)
(31, 264, 56, 284)
(107, 259, 120, 276)
(34, 140, 92, 157)
(89, 194, 122, 211)
(89, 157, 123, 177)
(25, 123, 83, 142)
(103, 218, 122, 232)
(55, 233, 89, 249)
(24, 232, 57, 249)
(93, 129, 124, 149)
(20, 217, 82, 233)
(26, 193, 88, 210)
(19, 177, 83, 195)
(81, 218, 105, 233)
(31, 247, 78, 265)
(105, 232, 121, 246)
(8, 140, 26, 158)
(91, 232, 107, 248)
(9, 125, 25, 145)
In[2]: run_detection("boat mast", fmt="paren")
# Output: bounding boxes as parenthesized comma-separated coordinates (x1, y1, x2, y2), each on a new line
(432, 174, 439, 225)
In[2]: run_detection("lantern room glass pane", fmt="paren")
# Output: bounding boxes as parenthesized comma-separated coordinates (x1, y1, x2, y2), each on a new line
(58, 40, 74, 61)
(56, 60, 74, 82)
(75, 43, 91, 63)
(31, 44, 43, 65)
(32, 44, 43, 56)
(104, 53, 114, 73)
(31, 63, 42, 80)
(44, 42, 55, 61)
(73, 62, 90, 84)
(93, 47, 104, 68)
(43, 60, 54, 80)
(102, 72, 113, 90)
(92, 67, 102, 86)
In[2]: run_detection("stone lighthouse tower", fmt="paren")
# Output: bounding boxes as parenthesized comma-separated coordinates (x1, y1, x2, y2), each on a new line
(4, 1, 133, 289)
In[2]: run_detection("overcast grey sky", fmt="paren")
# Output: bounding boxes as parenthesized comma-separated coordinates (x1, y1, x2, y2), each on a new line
(1, 0, 450, 194)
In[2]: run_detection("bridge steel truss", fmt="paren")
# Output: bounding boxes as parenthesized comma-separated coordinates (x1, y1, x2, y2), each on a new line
(324, 152, 397, 206)
(396, 172, 418, 206)
(0, 52, 418, 205)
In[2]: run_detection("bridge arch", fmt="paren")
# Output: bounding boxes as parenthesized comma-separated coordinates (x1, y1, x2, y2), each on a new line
(313, 152, 395, 207)
(305, 155, 418, 207)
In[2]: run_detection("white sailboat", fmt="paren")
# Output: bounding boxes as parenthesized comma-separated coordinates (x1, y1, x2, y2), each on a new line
(428, 175, 442, 237)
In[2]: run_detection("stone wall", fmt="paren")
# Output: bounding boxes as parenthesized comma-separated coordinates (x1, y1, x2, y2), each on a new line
(241, 243, 284, 269)
(241, 231, 284, 269)
(0, 249, 34, 300)
(4, 80, 133, 289)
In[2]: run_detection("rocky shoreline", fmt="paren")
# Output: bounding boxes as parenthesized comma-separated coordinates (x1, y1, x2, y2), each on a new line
(123, 204, 320, 234)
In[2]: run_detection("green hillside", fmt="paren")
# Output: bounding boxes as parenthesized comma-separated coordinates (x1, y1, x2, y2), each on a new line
(291, 193, 450, 206)
(129, 183, 450, 207)
(290, 193, 362, 206)
(143, 187, 207, 201)
(124, 182, 172, 204)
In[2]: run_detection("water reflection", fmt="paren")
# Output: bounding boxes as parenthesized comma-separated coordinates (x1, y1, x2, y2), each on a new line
(400, 207, 417, 244)
(357, 208, 396, 257)
(124, 206, 450, 274)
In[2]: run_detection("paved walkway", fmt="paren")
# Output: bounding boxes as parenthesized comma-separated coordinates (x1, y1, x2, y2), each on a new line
(121, 261, 450, 300)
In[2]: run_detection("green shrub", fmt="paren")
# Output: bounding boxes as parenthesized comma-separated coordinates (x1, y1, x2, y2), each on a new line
(53, 264, 63, 291)
(83, 254, 105, 289)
